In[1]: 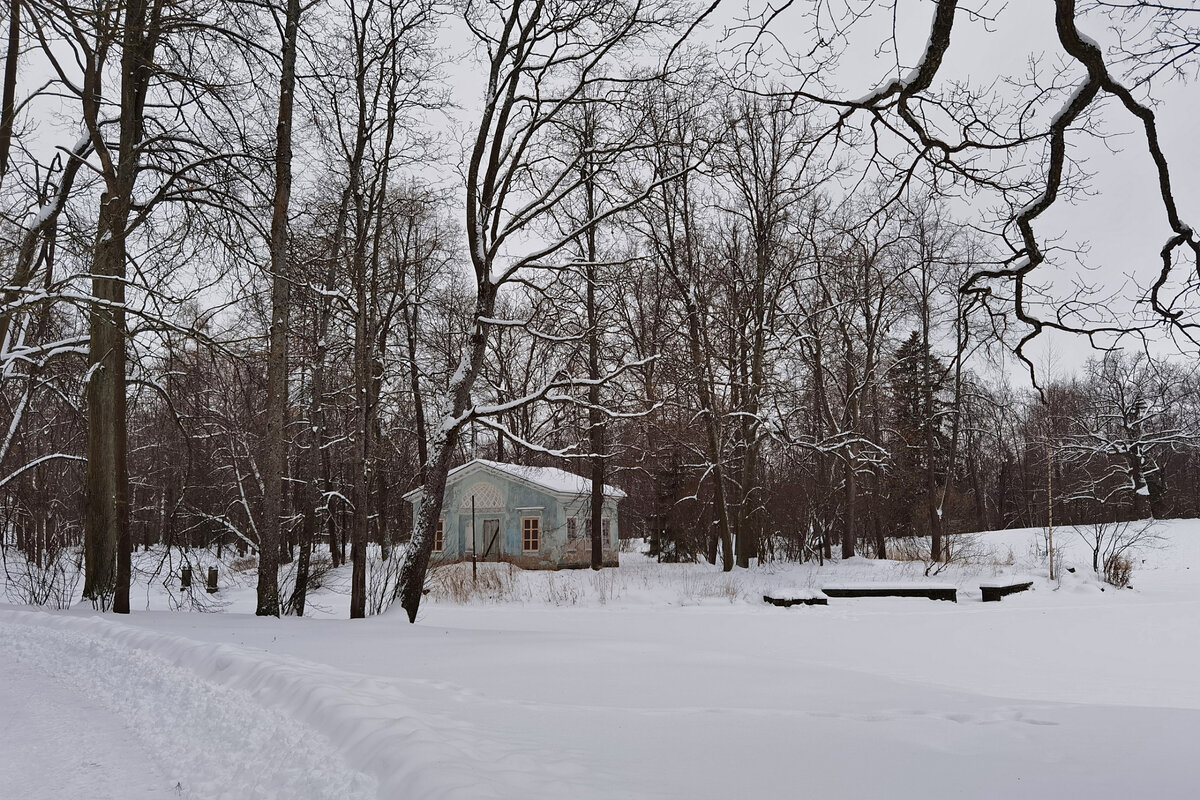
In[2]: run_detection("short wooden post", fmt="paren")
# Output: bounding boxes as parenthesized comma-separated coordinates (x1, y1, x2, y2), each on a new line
(181, 566, 192, 590)
(206, 567, 218, 593)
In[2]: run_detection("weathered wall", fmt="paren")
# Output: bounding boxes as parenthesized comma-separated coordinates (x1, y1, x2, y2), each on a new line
(411, 463, 620, 570)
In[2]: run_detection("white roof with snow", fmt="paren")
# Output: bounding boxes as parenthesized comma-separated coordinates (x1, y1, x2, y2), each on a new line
(403, 459, 626, 502)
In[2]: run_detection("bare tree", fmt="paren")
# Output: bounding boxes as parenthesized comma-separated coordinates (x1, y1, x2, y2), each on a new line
(1064, 352, 1198, 519)
(737, 1, 1198, 376)
(1072, 518, 1164, 585)
(258, 0, 303, 617)
(717, 91, 813, 567)
(634, 75, 736, 570)
(393, 0, 697, 620)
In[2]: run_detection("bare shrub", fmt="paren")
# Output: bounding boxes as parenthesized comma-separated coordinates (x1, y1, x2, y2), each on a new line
(228, 555, 258, 573)
(1072, 519, 1164, 582)
(887, 533, 989, 576)
(1104, 553, 1134, 588)
(425, 562, 523, 603)
(542, 573, 584, 605)
(590, 568, 620, 604)
(676, 572, 743, 604)
(125, 546, 231, 612)
(277, 552, 340, 615)
(367, 551, 401, 615)
(890, 537, 929, 563)
(2, 542, 81, 608)
(938, 532, 992, 572)
(303, 554, 335, 592)
(715, 576, 742, 603)
(1049, 543, 1064, 583)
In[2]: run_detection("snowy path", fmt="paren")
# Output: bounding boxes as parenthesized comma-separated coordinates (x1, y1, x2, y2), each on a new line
(0, 609, 594, 799)
(0, 614, 376, 800)
(14, 597, 1194, 800)
(0, 648, 175, 800)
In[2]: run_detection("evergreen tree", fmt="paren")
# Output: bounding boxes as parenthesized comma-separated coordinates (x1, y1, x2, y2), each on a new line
(886, 331, 947, 537)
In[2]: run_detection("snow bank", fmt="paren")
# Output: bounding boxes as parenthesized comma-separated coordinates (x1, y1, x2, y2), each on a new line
(765, 587, 826, 601)
(0, 609, 590, 800)
(0, 614, 374, 800)
(978, 576, 1034, 589)
(821, 582, 957, 591)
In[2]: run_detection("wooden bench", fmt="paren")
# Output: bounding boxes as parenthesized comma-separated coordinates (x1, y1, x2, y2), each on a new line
(821, 585, 957, 602)
(979, 580, 1033, 602)
(763, 589, 828, 607)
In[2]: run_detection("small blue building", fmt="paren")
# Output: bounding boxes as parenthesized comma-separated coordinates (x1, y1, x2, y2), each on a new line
(403, 459, 625, 569)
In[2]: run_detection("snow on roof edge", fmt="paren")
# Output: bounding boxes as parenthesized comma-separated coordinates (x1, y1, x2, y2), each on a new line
(403, 459, 627, 502)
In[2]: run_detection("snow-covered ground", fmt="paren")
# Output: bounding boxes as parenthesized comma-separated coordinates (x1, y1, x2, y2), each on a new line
(2, 520, 1198, 799)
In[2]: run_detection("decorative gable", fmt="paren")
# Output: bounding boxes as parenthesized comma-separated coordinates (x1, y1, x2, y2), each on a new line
(460, 480, 503, 511)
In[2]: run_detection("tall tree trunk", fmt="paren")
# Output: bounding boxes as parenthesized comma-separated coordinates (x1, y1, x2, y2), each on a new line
(0, 0, 19, 181)
(581, 118, 606, 571)
(83, 215, 129, 611)
(395, 286, 499, 621)
(1127, 447, 1152, 520)
(921, 276, 943, 562)
(736, 223, 770, 569)
(682, 295, 734, 571)
(290, 465, 311, 616)
(935, 304, 967, 544)
(840, 356, 858, 560)
(967, 435, 989, 531)
(83, 0, 159, 613)
(350, 214, 370, 619)
(842, 451, 856, 560)
(403, 286, 428, 485)
(588, 294, 605, 571)
(257, 0, 301, 617)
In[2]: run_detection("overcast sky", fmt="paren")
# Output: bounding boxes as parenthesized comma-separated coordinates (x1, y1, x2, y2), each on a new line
(20, 0, 1197, 382)
(433, 1, 1199, 378)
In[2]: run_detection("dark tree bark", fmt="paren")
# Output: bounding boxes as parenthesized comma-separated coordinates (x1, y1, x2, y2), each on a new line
(0, 0, 20, 180)
(82, 0, 163, 613)
(350, 189, 371, 618)
(579, 102, 607, 571)
(258, 0, 302, 617)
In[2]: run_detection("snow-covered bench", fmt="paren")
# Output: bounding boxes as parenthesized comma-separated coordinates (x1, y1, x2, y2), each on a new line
(763, 588, 828, 607)
(979, 579, 1033, 602)
(821, 584, 957, 602)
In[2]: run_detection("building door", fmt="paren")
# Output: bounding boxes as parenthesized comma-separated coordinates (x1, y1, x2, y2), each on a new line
(478, 518, 501, 562)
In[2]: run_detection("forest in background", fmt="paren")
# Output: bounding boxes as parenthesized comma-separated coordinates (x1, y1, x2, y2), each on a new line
(1, 0, 1198, 617)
